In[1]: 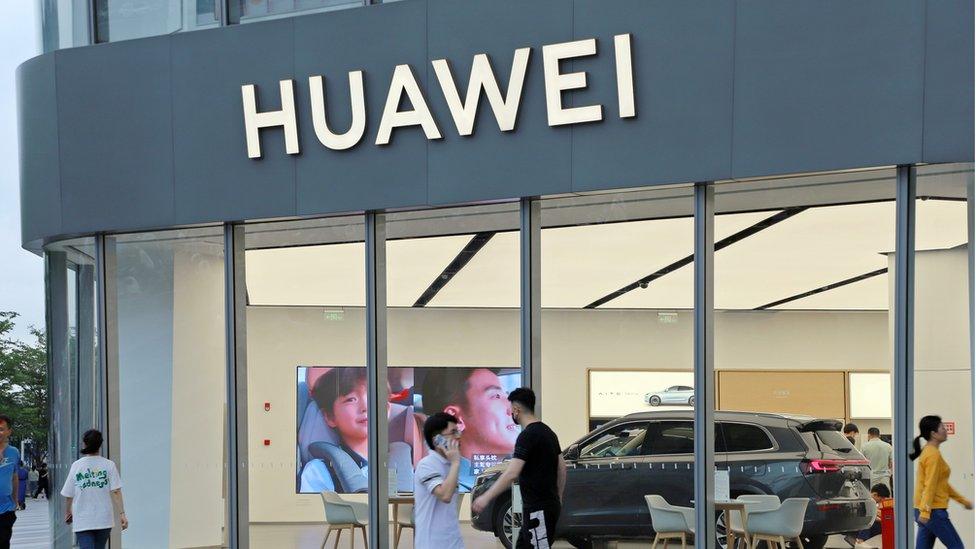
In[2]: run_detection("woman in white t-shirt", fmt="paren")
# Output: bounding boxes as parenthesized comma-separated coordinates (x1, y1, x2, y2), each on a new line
(60, 430, 127, 549)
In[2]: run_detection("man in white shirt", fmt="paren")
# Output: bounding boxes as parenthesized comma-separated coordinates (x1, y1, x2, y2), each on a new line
(860, 427, 893, 490)
(414, 412, 464, 549)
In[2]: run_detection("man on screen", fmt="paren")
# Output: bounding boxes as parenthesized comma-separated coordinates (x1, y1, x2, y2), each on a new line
(421, 368, 520, 490)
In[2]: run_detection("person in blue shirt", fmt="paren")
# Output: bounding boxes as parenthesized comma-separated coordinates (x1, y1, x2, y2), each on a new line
(0, 415, 21, 549)
(15, 463, 26, 510)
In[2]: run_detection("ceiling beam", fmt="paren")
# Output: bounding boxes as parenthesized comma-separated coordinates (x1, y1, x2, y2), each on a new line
(584, 207, 807, 308)
(753, 267, 888, 310)
(412, 232, 496, 307)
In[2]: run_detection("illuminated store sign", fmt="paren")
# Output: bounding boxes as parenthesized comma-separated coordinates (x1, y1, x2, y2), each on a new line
(241, 34, 635, 158)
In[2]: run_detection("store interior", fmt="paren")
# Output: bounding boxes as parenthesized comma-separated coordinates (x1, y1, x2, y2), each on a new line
(89, 164, 972, 548)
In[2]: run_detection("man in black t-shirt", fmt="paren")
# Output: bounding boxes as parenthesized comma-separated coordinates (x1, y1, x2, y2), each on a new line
(472, 388, 566, 549)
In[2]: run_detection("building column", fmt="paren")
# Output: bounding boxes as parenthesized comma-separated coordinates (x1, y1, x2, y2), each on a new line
(693, 182, 716, 544)
(366, 212, 390, 546)
(520, 198, 542, 410)
(893, 165, 916, 547)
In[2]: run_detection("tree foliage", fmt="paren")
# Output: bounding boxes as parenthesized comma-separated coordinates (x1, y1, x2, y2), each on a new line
(0, 311, 47, 458)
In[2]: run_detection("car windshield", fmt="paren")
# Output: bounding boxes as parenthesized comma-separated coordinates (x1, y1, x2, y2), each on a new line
(580, 423, 647, 458)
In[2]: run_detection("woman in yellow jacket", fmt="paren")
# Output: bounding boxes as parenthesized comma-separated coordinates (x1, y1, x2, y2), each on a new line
(910, 415, 972, 549)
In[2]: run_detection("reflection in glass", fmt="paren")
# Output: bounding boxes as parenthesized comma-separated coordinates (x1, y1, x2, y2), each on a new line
(44, 237, 98, 549)
(40, 0, 91, 51)
(94, 0, 218, 43)
(229, 0, 361, 25)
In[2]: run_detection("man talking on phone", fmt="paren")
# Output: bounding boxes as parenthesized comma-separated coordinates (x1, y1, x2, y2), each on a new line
(473, 388, 566, 549)
(414, 412, 464, 549)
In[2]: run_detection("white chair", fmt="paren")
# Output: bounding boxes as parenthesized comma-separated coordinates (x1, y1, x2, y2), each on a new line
(727, 495, 781, 549)
(320, 491, 370, 549)
(744, 497, 809, 549)
(393, 503, 413, 549)
(393, 493, 465, 548)
(645, 494, 695, 549)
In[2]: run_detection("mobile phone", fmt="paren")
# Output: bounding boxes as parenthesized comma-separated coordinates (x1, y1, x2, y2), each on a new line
(433, 434, 449, 449)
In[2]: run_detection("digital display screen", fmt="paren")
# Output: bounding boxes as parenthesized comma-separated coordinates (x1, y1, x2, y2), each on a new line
(297, 366, 521, 494)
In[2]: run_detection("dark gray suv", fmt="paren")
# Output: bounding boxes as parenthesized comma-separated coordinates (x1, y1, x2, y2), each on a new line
(470, 411, 876, 549)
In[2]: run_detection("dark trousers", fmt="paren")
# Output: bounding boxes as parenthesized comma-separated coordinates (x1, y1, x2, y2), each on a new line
(77, 528, 111, 549)
(33, 479, 49, 499)
(856, 520, 882, 541)
(517, 502, 561, 549)
(915, 508, 964, 549)
(0, 511, 17, 549)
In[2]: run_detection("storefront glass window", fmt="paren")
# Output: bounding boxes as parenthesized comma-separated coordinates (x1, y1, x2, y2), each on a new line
(912, 163, 974, 545)
(40, 0, 91, 51)
(243, 216, 370, 547)
(93, 0, 218, 43)
(228, 0, 361, 25)
(108, 227, 227, 548)
(44, 237, 97, 549)
(540, 186, 696, 547)
(385, 203, 521, 544)
(714, 168, 897, 548)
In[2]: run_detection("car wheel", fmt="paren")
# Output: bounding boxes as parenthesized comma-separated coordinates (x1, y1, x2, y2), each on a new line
(799, 534, 828, 549)
(566, 536, 593, 549)
(714, 509, 731, 549)
(688, 396, 695, 406)
(649, 395, 661, 406)
(492, 497, 519, 549)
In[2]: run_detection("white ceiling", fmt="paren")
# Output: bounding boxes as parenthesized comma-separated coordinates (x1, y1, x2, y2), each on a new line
(244, 196, 968, 311)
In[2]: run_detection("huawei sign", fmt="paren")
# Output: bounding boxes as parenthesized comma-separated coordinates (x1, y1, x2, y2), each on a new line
(241, 34, 635, 158)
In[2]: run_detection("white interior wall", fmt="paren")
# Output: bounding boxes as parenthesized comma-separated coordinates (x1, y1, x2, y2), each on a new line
(116, 244, 175, 548)
(247, 306, 892, 522)
(169, 246, 227, 548)
(911, 248, 974, 547)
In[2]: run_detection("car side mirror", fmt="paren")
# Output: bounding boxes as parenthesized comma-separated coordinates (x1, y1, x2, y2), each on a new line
(564, 444, 580, 461)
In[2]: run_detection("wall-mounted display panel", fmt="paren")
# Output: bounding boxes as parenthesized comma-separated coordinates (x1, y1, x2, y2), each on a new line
(717, 371, 846, 420)
(848, 372, 892, 419)
(296, 366, 521, 494)
(588, 370, 695, 421)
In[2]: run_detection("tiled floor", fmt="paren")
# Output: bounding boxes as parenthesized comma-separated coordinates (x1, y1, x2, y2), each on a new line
(10, 496, 52, 548)
(249, 522, 569, 549)
(249, 522, 867, 548)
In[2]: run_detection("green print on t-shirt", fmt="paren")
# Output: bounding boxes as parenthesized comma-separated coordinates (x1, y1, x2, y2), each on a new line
(75, 468, 109, 489)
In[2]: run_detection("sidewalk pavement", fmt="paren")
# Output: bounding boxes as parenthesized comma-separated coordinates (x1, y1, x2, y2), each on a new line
(11, 496, 52, 548)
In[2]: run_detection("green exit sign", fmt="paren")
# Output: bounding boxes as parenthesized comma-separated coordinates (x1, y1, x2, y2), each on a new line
(324, 309, 344, 321)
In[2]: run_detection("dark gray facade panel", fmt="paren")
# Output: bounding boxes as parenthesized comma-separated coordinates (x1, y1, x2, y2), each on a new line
(731, 0, 926, 178)
(922, 0, 975, 163)
(426, 0, 573, 206)
(294, 3, 428, 215)
(172, 20, 298, 225)
(570, 0, 734, 192)
(16, 0, 975, 248)
(55, 37, 176, 235)
(17, 55, 62, 246)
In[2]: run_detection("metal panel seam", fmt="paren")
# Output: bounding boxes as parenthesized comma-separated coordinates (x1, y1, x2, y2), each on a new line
(170, 37, 178, 226)
(919, 0, 928, 162)
(728, 0, 738, 177)
(53, 50, 65, 236)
